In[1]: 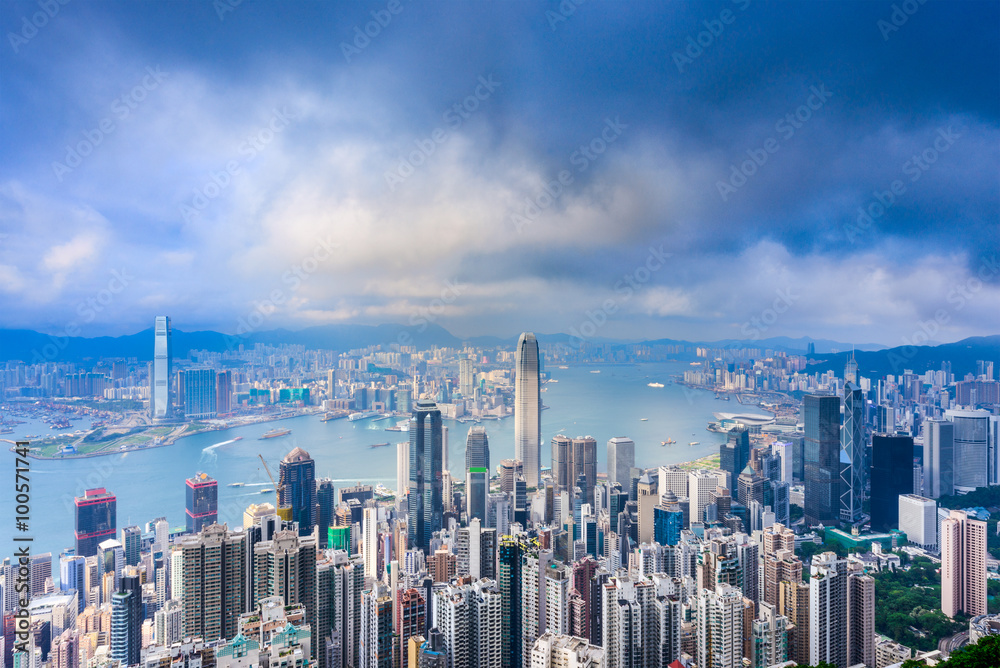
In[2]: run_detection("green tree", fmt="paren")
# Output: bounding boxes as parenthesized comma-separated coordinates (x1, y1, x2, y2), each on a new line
(935, 635, 1000, 668)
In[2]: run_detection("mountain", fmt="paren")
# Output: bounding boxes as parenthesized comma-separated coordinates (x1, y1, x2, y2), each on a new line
(806, 335, 1000, 378)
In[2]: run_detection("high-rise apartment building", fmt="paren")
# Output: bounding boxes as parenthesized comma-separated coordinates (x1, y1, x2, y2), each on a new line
(279, 447, 317, 536)
(186, 473, 218, 533)
(870, 434, 913, 532)
(696, 583, 743, 668)
(74, 488, 116, 558)
(179, 523, 247, 642)
(253, 530, 319, 657)
(215, 369, 233, 415)
(408, 401, 443, 553)
(151, 315, 173, 420)
(750, 601, 788, 668)
(514, 333, 541, 487)
(840, 382, 865, 524)
(809, 552, 847, 668)
(940, 509, 987, 618)
(804, 395, 841, 525)
(606, 437, 635, 494)
(847, 573, 874, 668)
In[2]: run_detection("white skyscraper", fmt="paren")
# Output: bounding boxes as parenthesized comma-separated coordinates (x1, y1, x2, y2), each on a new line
(697, 583, 743, 668)
(946, 409, 991, 493)
(898, 494, 937, 551)
(515, 333, 541, 487)
(396, 441, 409, 501)
(150, 316, 172, 420)
(362, 506, 379, 580)
(809, 552, 847, 668)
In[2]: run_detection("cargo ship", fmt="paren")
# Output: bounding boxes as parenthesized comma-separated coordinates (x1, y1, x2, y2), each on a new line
(260, 428, 291, 439)
(369, 442, 390, 449)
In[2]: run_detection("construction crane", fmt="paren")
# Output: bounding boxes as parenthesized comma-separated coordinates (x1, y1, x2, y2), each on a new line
(258, 453, 293, 522)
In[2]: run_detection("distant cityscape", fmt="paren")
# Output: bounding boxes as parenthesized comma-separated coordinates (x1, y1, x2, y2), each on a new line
(1, 317, 998, 668)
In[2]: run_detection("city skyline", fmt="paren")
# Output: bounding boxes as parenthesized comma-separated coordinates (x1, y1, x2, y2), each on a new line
(1, 2, 998, 344)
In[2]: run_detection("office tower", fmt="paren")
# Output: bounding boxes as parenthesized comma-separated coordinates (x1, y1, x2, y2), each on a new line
(530, 633, 603, 667)
(924, 419, 954, 498)
(514, 332, 541, 487)
(254, 530, 319, 658)
(941, 509, 987, 617)
(118, 526, 140, 568)
(215, 370, 232, 415)
(870, 434, 913, 532)
(408, 401, 443, 554)
(772, 441, 793, 483)
(151, 316, 173, 420)
(990, 415, 1000, 486)
(185, 473, 219, 533)
(317, 479, 336, 549)
(553, 436, 597, 502)
(688, 470, 723, 527)
(180, 367, 217, 419)
(946, 409, 990, 492)
(280, 447, 317, 536)
(499, 459, 523, 495)
(737, 464, 765, 510)
(635, 473, 657, 544)
(840, 382, 865, 525)
(74, 488, 116, 558)
(847, 573, 875, 668)
(551, 435, 571, 490)
(720, 428, 750, 489)
(804, 394, 841, 525)
(178, 523, 247, 642)
(750, 601, 788, 668)
(110, 570, 141, 667)
(466, 427, 490, 523)
(361, 585, 394, 668)
(899, 494, 937, 550)
(606, 437, 634, 494)
(653, 493, 683, 547)
(27, 553, 51, 599)
(695, 583, 743, 668)
(59, 556, 86, 613)
(809, 552, 847, 668)
(459, 358, 475, 397)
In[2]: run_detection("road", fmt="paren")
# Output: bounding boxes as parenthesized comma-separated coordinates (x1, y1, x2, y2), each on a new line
(939, 630, 969, 656)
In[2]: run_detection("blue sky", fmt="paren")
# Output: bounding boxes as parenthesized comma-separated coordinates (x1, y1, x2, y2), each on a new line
(1, 0, 997, 344)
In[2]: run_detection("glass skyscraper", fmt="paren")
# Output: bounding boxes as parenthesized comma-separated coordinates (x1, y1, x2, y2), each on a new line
(946, 409, 990, 493)
(840, 382, 865, 524)
(870, 434, 913, 531)
(720, 428, 750, 490)
(185, 473, 218, 533)
(74, 487, 117, 557)
(408, 400, 443, 553)
(465, 426, 490, 523)
(279, 447, 317, 536)
(514, 332, 541, 487)
(804, 394, 841, 526)
(150, 315, 172, 420)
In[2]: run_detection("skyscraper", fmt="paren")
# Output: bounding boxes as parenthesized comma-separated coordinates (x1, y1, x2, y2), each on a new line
(809, 552, 847, 668)
(514, 332, 541, 487)
(186, 473, 219, 533)
(317, 478, 335, 549)
(940, 509, 987, 618)
(923, 419, 954, 498)
(499, 535, 530, 668)
(180, 368, 217, 419)
(179, 523, 247, 643)
(466, 427, 490, 523)
(110, 570, 142, 668)
(120, 525, 141, 567)
(459, 358, 475, 398)
(847, 573, 875, 668)
(946, 409, 990, 493)
(839, 382, 865, 525)
(253, 529, 319, 657)
(151, 315, 173, 420)
(870, 434, 913, 532)
(606, 437, 634, 493)
(408, 401, 443, 553)
(898, 494, 937, 550)
(216, 370, 233, 415)
(803, 395, 840, 526)
(279, 447, 317, 536)
(696, 583, 743, 668)
(74, 488, 116, 558)
(720, 428, 750, 490)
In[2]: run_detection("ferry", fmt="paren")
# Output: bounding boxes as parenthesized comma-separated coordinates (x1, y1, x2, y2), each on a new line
(228, 482, 245, 487)
(647, 382, 664, 388)
(689, 441, 700, 446)
(259, 488, 274, 494)
(260, 428, 291, 439)
(640, 418, 648, 421)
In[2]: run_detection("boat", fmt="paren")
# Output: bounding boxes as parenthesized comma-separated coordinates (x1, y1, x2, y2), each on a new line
(228, 482, 245, 487)
(547, 379, 559, 383)
(590, 370, 601, 373)
(348, 410, 380, 421)
(260, 428, 291, 439)
(51, 420, 71, 429)
(647, 382, 664, 388)
(259, 488, 274, 494)
(558, 366, 569, 369)
(689, 441, 700, 446)
(640, 418, 648, 421)
(661, 438, 676, 445)
(369, 442, 390, 449)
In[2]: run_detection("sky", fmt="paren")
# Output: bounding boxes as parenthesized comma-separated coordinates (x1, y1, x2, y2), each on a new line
(1, 0, 998, 346)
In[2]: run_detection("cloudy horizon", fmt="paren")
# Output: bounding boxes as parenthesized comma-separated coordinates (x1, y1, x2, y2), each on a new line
(2, 1, 998, 347)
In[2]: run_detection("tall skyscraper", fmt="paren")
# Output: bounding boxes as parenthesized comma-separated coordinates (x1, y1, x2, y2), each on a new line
(870, 434, 913, 532)
(178, 523, 247, 643)
(216, 370, 233, 415)
(750, 601, 788, 668)
(186, 473, 219, 533)
(180, 368, 217, 419)
(898, 494, 937, 550)
(946, 409, 990, 493)
(363, 506, 379, 580)
(120, 525, 141, 567)
(514, 332, 541, 487)
(459, 358, 475, 397)
(803, 395, 841, 525)
(847, 573, 875, 668)
(466, 427, 490, 523)
(696, 583, 743, 668)
(606, 437, 634, 493)
(279, 447, 317, 536)
(839, 382, 865, 525)
(923, 419, 954, 498)
(317, 478, 335, 549)
(110, 570, 142, 668)
(809, 552, 847, 668)
(552, 435, 598, 502)
(151, 315, 173, 420)
(499, 535, 530, 668)
(59, 555, 86, 613)
(940, 509, 987, 618)
(408, 401, 443, 553)
(720, 428, 750, 490)
(74, 488, 116, 558)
